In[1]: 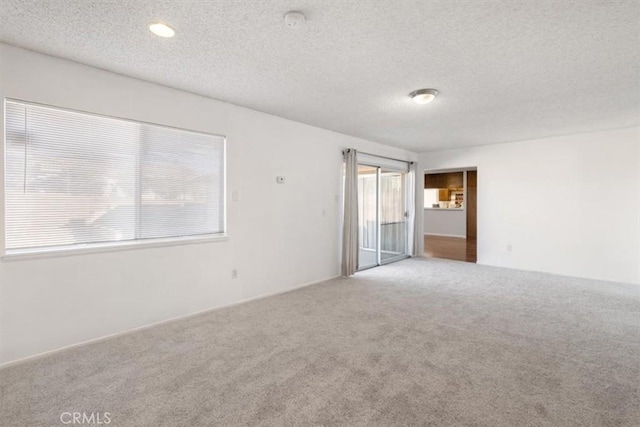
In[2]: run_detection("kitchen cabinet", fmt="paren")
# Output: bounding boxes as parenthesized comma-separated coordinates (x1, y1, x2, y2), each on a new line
(425, 172, 463, 189)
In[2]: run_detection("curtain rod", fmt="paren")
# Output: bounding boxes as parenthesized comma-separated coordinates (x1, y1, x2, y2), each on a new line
(342, 149, 414, 165)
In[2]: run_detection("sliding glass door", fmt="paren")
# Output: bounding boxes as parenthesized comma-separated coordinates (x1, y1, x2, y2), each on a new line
(380, 168, 407, 263)
(357, 165, 378, 269)
(357, 159, 409, 270)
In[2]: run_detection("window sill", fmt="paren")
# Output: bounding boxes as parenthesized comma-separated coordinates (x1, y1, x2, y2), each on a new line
(2, 234, 228, 261)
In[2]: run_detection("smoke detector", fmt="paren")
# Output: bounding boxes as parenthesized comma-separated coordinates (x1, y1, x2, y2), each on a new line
(284, 11, 306, 28)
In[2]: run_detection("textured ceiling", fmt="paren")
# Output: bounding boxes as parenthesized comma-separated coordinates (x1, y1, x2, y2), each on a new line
(1, 0, 639, 152)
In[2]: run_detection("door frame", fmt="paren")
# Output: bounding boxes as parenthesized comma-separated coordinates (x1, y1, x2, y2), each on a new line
(357, 162, 410, 271)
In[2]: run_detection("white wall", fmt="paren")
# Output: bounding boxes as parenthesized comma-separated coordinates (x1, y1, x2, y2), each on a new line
(419, 127, 640, 284)
(0, 44, 415, 364)
(423, 209, 466, 237)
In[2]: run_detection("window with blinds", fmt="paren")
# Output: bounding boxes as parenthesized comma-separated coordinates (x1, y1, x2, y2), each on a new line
(4, 100, 226, 254)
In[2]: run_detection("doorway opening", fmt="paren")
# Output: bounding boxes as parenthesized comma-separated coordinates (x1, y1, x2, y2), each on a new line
(423, 169, 477, 263)
(357, 161, 409, 271)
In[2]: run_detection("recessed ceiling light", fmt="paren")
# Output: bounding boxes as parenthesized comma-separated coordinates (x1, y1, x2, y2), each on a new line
(148, 21, 175, 38)
(409, 88, 439, 105)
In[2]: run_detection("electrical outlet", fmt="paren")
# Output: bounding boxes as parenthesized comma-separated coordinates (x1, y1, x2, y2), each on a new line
(231, 269, 238, 279)
(276, 176, 285, 184)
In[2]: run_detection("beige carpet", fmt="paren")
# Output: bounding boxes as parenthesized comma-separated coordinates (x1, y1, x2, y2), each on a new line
(1, 258, 639, 426)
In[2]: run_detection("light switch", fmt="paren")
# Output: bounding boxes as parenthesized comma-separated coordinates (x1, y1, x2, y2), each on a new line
(276, 176, 285, 184)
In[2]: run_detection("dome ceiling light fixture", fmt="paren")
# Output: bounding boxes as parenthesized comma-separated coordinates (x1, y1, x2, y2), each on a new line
(148, 21, 175, 38)
(409, 88, 439, 105)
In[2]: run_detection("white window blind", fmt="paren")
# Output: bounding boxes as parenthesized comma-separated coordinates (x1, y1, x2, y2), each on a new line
(4, 100, 225, 254)
(357, 153, 410, 172)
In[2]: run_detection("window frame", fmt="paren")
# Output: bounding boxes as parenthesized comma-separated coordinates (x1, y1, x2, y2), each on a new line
(2, 98, 228, 260)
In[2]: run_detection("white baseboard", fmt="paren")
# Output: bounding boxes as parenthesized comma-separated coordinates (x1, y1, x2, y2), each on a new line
(0, 275, 340, 369)
(424, 232, 467, 238)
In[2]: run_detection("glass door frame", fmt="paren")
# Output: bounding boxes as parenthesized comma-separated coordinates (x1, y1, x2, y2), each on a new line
(379, 166, 410, 265)
(357, 161, 410, 271)
(357, 163, 380, 270)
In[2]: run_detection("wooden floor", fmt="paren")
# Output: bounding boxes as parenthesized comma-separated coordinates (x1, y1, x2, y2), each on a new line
(424, 235, 477, 263)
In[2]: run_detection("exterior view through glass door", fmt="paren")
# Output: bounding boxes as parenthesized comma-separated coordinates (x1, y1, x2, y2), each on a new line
(380, 168, 407, 262)
(357, 165, 378, 269)
(357, 160, 409, 270)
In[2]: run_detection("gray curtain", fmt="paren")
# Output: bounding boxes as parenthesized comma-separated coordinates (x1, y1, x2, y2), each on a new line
(407, 162, 420, 256)
(342, 149, 359, 276)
